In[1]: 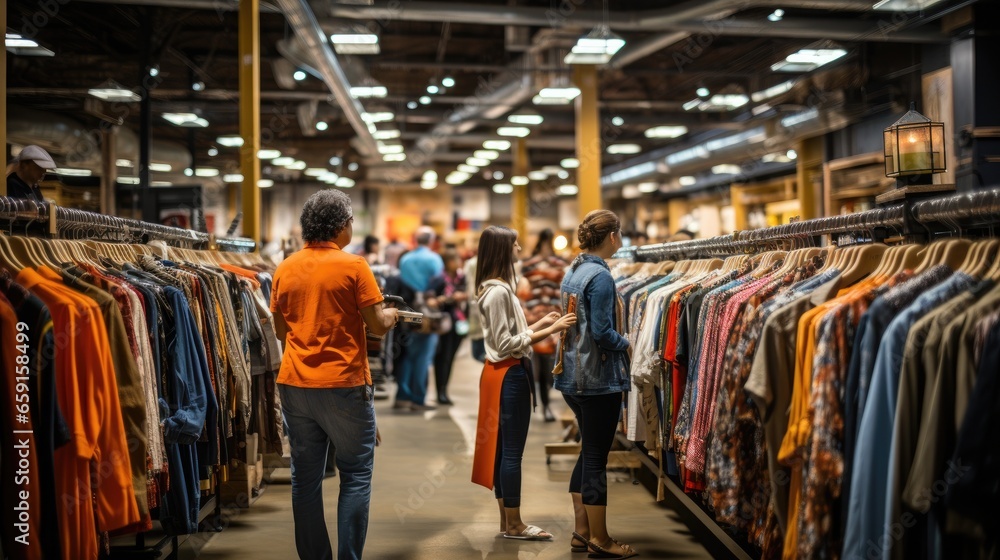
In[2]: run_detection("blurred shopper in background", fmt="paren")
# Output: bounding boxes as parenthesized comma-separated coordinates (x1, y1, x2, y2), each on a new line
(426, 248, 468, 405)
(517, 228, 569, 422)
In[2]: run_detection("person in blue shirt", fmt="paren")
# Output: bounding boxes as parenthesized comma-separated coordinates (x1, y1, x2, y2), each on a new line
(393, 226, 445, 411)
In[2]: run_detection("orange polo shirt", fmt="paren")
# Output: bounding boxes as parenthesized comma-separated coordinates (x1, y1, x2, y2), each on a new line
(270, 241, 383, 388)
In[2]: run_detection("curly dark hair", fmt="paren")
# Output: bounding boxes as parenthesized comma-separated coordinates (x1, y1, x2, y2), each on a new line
(300, 189, 353, 243)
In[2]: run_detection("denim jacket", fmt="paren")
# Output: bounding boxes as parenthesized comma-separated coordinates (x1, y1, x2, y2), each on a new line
(554, 254, 630, 395)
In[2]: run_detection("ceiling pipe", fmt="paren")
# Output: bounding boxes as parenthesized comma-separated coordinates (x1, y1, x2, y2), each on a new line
(7, 87, 335, 102)
(326, 0, 943, 42)
(274, 0, 380, 159)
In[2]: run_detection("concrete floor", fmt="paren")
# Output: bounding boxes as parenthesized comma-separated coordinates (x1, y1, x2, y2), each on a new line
(181, 346, 712, 559)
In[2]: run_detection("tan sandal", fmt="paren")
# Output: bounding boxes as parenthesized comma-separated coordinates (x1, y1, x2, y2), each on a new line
(587, 538, 638, 559)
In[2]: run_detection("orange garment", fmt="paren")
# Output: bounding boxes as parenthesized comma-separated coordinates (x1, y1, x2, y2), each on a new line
(219, 263, 262, 290)
(778, 276, 885, 558)
(270, 241, 383, 388)
(16, 268, 140, 560)
(0, 296, 44, 560)
(472, 357, 521, 489)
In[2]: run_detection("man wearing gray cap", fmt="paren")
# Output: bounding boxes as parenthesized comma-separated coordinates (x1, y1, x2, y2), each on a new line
(6, 145, 56, 202)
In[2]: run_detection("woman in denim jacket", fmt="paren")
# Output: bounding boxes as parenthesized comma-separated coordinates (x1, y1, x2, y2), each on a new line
(553, 210, 636, 559)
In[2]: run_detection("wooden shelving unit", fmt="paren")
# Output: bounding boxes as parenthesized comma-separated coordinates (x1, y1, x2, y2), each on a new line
(822, 152, 894, 216)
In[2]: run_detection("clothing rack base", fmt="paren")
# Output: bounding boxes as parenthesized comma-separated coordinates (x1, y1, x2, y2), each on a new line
(615, 433, 755, 560)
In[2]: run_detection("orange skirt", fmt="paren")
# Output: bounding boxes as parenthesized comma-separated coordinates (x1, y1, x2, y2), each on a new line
(471, 357, 522, 489)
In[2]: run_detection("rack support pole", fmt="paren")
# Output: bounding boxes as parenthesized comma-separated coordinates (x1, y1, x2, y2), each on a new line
(0, 0, 6, 197)
(239, 0, 262, 242)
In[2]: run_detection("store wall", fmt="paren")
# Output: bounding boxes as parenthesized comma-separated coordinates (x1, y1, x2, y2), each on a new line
(262, 184, 365, 245)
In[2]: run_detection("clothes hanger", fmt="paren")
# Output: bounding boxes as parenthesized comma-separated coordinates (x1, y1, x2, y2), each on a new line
(0, 233, 26, 272)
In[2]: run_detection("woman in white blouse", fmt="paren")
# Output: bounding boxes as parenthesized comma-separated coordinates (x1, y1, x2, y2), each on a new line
(470, 225, 576, 542)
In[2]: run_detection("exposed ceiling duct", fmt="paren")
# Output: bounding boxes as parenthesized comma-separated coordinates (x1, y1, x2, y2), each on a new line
(326, 1, 945, 42)
(274, 0, 380, 159)
(7, 105, 192, 173)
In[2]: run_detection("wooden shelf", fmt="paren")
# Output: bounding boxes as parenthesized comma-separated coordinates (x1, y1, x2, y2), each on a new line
(823, 151, 888, 216)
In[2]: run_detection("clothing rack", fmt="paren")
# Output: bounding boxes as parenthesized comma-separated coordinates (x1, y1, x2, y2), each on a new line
(615, 185, 1000, 560)
(0, 196, 257, 252)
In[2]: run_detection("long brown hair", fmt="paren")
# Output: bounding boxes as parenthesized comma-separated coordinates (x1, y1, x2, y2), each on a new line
(475, 226, 518, 292)
(577, 210, 620, 250)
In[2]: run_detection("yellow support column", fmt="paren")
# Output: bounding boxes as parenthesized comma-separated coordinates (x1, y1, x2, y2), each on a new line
(1, 1, 6, 197)
(573, 64, 601, 222)
(511, 138, 529, 236)
(796, 136, 824, 220)
(239, 0, 261, 241)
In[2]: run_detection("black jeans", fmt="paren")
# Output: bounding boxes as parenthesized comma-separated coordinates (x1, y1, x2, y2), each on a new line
(563, 392, 624, 506)
(493, 365, 532, 508)
(532, 352, 556, 409)
(433, 329, 464, 399)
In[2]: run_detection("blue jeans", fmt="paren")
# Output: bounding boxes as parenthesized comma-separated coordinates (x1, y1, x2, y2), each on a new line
(395, 331, 438, 405)
(279, 384, 377, 560)
(493, 366, 532, 508)
(471, 339, 486, 362)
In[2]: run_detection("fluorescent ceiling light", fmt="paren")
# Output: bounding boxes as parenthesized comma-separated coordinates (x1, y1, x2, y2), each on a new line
(374, 129, 401, 140)
(679, 176, 698, 186)
(612, 116, 625, 126)
(407, 101, 419, 110)
(151, 181, 172, 187)
(696, 87, 710, 97)
(5, 33, 54, 56)
(511, 176, 529, 186)
(320, 172, 340, 182)
(493, 171, 505, 180)
(498, 126, 531, 138)
(286, 160, 308, 170)
(558, 184, 579, 196)
(682, 99, 702, 111)
(492, 184, 514, 194)
(507, 112, 544, 125)
(419, 96, 432, 105)
(644, 125, 689, 139)
(223, 174, 244, 183)
(271, 156, 295, 166)
(117, 176, 140, 185)
(329, 156, 342, 166)
(194, 167, 219, 177)
(384, 153, 406, 162)
(561, 158, 580, 169)
(787, 149, 798, 160)
(458, 164, 479, 174)
(163, 112, 208, 127)
(771, 48, 847, 72)
(257, 179, 274, 188)
(305, 168, 328, 177)
(474, 150, 500, 160)
(293, 70, 307, 81)
(564, 26, 626, 65)
(88, 81, 140, 103)
(422, 170, 438, 181)
(348, 162, 359, 171)
(762, 152, 793, 163)
(712, 164, 741, 175)
(873, 0, 946, 9)
(362, 111, 394, 123)
(467, 157, 490, 167)
(54, 168, 92, 176)
(534, 87, 581, 104)
(421, 182, 437, 190)
(638, 182, 658, 193)
(447, 172, 472, 183)
(217, 135, 244, 147)
(542, 165, 562, 175)
(607, 144, 641, 155)
(558, 170, 570, 179)
(330, 34, 380, 55)
(378, 144, 404, 154)
(767, 8, 784, 21)
(116, 159, 133, 167)
(149, 163, 172, 172)
(316, 122, 329, 131)
(335, 177, 356, 188)
(208, 147, 219, 157)
(184, 168, 194, 176)
(484, 140, 512, 151)
(602, 161, 656, 185)
(528, 171, 547, 181)
(257, 149, 281, 160)
(781, 107, 819, 128)
(350, 86, 388, 98)
(751, 80, 795, 102)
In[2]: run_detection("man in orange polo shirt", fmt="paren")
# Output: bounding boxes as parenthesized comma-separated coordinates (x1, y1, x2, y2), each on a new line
(270, 189, 399, 560)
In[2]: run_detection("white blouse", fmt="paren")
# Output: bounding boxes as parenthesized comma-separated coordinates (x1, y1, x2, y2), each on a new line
(478, 279, 533, 363)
